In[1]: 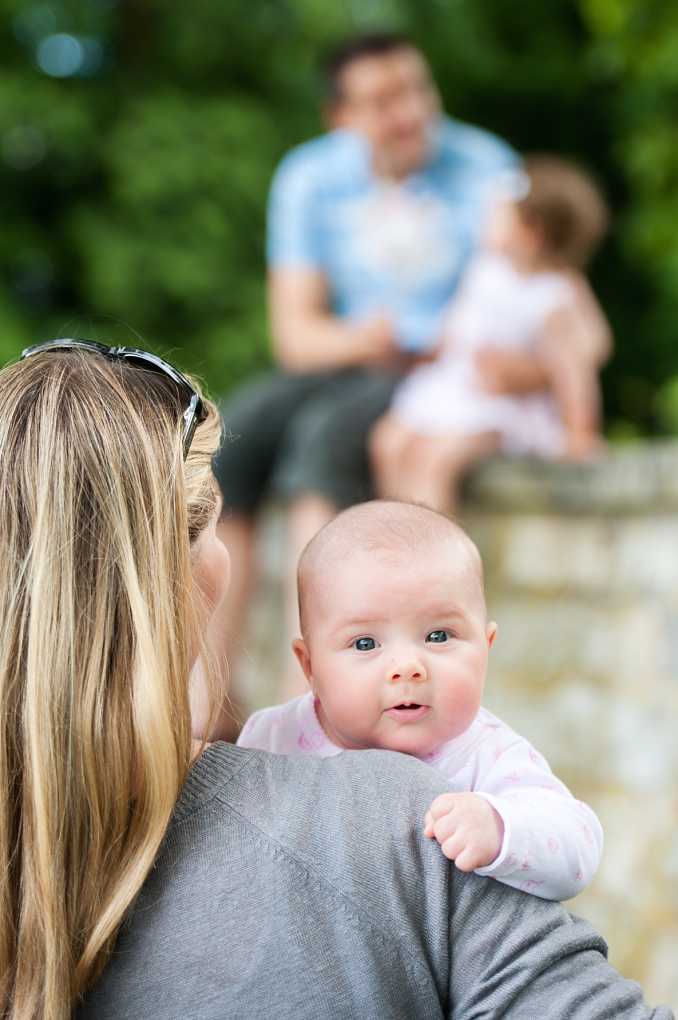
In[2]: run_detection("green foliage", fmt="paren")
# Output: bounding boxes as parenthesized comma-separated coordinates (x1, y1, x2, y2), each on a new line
(0, 0, 677, 432)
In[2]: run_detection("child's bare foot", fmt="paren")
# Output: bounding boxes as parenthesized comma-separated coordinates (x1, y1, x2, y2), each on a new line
(561, 431, 607, 462)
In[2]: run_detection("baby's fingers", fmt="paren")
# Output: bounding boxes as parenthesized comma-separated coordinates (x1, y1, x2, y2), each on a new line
(431, 811, 458, 846)
(453, 845, 484, 872)
(424, 810, 435, 838)
(440, 833, 466, 863)
(427, 793, 460, 822)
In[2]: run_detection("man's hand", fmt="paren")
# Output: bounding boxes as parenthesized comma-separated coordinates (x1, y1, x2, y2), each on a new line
(424, 792, 504, 871)
(352, 314, 399, 366)
(475, 347, 548, 395)
(270, 268, 402, 372)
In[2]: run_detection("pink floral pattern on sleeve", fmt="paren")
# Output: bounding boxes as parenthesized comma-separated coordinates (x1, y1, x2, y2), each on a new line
(438, 707, 604, 901)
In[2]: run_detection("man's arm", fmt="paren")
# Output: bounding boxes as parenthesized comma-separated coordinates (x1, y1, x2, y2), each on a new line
(448, 866, 672, 1018)
(268, 267, 397, 372)
(266, 145, 400, 374)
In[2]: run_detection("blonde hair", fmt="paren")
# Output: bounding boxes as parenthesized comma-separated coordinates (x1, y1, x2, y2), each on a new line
(0, 349, 222, 1018)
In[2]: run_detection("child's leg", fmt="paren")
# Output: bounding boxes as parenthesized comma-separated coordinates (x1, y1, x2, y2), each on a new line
(369, 413, 421, 499)
(538, 338, 604, 459)
(401, 431, 501, 514)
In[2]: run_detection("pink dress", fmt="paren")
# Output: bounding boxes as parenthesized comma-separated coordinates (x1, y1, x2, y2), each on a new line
(391, 253, 574, 456)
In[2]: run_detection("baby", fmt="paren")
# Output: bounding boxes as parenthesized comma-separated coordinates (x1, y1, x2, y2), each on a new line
(370, 155, 612, 514)
(238, 500, 603, 901)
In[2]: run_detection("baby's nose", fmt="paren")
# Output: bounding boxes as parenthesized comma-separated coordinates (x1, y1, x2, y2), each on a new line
(389, 659, 426, 683)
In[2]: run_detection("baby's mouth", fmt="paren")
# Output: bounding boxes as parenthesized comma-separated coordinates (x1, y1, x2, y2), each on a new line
(385, 702, 430, 721)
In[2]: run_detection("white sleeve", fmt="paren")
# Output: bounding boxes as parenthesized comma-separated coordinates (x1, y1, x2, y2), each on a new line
(236, 700, 309, 755)
(236, 693, 331, 757)
(236, 706, 281, 751)
(469, 733, 603, 901)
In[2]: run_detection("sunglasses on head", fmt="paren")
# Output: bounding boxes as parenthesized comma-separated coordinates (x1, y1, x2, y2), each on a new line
(20, 339, 207, 460)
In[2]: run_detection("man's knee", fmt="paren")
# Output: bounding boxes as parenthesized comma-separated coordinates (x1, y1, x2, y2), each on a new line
(272, 371, 399, 506)
(273, 399, 365, 506)
(214, 371, 334, 511)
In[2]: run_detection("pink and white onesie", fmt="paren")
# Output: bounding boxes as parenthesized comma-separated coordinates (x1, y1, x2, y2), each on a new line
(238, 692, 603, 902)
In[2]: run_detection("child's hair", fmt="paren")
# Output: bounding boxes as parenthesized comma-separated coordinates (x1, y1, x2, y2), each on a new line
(517, 155, 609, 268)
(0, 349, 221, 1019)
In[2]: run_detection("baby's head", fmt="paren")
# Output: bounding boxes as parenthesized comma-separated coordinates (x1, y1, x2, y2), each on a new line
(490, 155, 608, 271)
(293, 501, 496, 757)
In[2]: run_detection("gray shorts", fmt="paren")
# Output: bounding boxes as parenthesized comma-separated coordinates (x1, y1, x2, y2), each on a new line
(213, 368, 399, 513)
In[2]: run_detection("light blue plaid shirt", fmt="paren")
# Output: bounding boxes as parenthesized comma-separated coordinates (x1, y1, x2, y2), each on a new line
(267, 115, 517, 352)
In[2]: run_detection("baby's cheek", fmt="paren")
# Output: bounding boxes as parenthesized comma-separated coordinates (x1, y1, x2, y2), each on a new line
(324, 686, 371, 738)
(440, 673, 484, 736)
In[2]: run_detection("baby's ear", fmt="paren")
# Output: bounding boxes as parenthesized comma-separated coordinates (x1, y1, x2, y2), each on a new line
(292, 638, 314, 688)
(486, 622, 498, 648)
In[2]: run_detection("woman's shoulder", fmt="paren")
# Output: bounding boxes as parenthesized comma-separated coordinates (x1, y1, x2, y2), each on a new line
(176, 740, 449, 826)
(78, 745, 454, 1019)
(168, 744, 455, 949)
(170, 741, 452, 885)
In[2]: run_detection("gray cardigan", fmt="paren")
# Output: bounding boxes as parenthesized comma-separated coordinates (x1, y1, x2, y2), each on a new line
(77, 743, 672, 1019)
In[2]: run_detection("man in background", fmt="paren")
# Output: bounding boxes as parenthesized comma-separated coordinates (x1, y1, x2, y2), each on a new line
(212, 31, 527, 713)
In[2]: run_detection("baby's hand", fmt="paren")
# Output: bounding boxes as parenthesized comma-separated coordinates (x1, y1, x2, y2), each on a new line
(424, 793, 504, 871)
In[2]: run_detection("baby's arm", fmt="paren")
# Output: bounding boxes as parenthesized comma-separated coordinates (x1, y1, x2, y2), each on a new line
(426, 729, 603, 901)
(567, 273, 614, 367)
(537, 276, 613, 458)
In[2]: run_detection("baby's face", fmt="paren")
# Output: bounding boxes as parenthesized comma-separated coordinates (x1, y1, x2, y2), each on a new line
(486, 199, 540, 265)
(296, 542, 495, 757)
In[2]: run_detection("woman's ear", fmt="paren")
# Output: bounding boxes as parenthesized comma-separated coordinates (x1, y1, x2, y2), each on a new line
(292, 638, 314, 689)
(486, 622, 498, 648)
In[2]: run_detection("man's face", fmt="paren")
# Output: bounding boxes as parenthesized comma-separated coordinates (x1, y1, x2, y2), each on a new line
(331, 47, 440, 177)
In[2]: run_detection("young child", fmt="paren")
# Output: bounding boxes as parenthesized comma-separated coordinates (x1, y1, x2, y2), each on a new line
(238, 500, 603, 902)
(370, 156, 612, 513)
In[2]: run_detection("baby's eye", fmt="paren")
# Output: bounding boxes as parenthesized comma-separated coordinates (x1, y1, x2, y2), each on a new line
(426, 630, 449, 643)
(353, 637, 376, 652)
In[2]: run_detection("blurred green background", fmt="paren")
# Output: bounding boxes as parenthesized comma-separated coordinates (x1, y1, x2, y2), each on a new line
(1, 0, 678, 435)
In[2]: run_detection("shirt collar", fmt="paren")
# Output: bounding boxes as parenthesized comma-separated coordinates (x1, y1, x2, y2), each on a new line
(333, 114, 444, 188)
(296, 691, 344, 757)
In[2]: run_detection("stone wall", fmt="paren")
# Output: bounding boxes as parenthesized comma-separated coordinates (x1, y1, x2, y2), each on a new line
(463, 442, 678, 1011)
(240, 440, 678, 1011)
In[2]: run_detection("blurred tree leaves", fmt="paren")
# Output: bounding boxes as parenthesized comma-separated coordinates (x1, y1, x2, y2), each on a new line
(0, 0, 677, 431)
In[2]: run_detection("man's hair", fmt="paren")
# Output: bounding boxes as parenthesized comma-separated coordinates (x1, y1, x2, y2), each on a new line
(321, 30, 416, 103)
(517, 155, 609, 268)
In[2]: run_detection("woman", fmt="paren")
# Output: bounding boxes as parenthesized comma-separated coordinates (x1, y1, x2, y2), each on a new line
(0, 340, 224, 1017)
(0, 341, 667, 1020)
